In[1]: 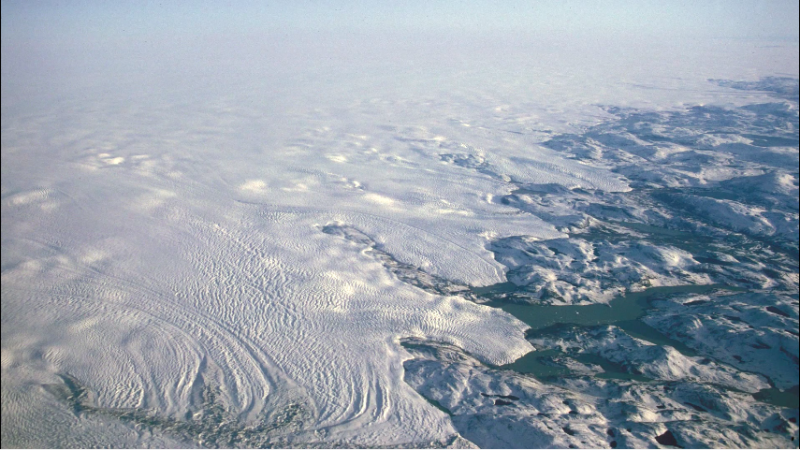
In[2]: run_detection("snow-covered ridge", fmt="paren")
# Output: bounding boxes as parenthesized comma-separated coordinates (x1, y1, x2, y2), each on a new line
(403, 339, 797, 449)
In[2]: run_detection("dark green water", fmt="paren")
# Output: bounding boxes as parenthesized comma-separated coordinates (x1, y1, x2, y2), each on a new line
(753, 385, 800, 409)
(501, 348, 654, 383)
(487, 284, 726, 331)
(483, 283, 798, 409)
(491, 285, 724, 378)
(501, 349, 570, 378)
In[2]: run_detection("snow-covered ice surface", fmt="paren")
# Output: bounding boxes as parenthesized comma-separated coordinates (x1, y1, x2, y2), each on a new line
(2, 33, 799, 448)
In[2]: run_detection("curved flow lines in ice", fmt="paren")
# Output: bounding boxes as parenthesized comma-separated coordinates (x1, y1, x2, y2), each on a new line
(2, 232, 317, 443)
(233, 199, 526, 286)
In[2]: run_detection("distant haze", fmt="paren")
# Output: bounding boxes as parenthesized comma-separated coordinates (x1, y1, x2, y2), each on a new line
(3, 0, 798, 98)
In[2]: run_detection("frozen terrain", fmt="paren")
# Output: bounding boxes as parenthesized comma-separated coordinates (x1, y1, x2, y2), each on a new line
(2, 10, 799, 448)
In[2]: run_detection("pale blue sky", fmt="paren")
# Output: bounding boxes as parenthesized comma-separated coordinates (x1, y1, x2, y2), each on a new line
(2, 0, 799, 45)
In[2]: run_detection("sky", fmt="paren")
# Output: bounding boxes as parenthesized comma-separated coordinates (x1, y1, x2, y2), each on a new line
(2, 0, 799, 45)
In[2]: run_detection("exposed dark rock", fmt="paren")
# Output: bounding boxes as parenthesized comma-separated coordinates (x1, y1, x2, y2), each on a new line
(655, 429, 681, 447)
(766, 306, 790, 317)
